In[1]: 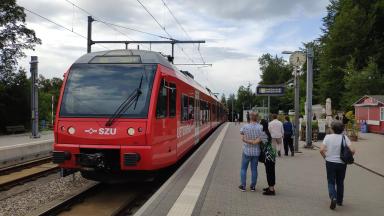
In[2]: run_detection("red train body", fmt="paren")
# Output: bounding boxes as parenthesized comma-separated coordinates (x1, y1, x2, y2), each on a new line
(53, 50, 226, 180)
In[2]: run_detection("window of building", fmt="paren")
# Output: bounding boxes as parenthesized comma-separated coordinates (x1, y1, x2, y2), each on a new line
(156, 79, 167, 118)
(169, 83, 176, 117)
(381, 107, 384, 121)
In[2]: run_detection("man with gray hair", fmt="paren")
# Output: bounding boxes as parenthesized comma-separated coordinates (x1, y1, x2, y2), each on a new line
(238, 111, 267, 192)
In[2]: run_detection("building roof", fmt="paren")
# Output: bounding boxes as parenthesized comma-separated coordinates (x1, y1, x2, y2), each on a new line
(353, 95, 384, 106)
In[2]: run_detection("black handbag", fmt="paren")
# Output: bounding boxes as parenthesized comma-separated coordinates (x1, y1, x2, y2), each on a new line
(340, 135, 354, 164)
(258, 143, 266, 163)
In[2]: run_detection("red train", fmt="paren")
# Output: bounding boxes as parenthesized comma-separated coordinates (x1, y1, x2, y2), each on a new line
(53, 49, 227, 181)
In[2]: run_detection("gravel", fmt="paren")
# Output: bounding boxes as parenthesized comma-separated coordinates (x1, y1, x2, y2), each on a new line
(0, 172, 92, 216)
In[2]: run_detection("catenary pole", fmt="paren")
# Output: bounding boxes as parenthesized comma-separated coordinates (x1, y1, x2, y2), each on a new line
(305, 47, 314, 147)
(294, 66, 300, 152)
(87, 16, 93, 53)
(30, 56, 40, 138)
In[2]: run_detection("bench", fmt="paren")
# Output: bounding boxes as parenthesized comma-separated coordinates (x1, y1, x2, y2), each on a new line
(5, 125, 26, 134)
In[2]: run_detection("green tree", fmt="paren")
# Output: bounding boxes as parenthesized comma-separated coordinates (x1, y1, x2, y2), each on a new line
(0, 0, 41, 79)
(257, 54, 293, 113)
(0, 0, 41, 131)
(317, 0, 384, 110)
(342, 58, 384, 109)
(38, 75, 63, 127)
(220, 93, 227, 107)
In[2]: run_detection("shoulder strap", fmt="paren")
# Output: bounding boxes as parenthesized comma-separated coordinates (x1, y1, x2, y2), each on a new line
(341, 135, 345, 147)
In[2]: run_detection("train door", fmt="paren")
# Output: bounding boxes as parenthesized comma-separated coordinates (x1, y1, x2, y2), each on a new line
(153, 78, 177, 165)
(194, 90, 200, 145)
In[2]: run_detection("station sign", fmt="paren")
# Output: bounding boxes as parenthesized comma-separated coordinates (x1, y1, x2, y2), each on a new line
(256, 85, 285, 96)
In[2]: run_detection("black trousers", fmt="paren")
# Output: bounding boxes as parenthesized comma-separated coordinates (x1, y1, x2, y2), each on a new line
(283, 134, 294, 155)
(264, 160, 275, 187)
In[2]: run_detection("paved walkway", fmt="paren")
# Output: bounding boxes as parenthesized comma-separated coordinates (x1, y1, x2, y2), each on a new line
(348, 132, 384, 176)
(0, 131, 53, 148)
(198, 123, 384, 216)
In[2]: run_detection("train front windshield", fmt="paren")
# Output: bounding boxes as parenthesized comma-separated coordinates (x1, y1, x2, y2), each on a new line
(60, 64, 156, 118)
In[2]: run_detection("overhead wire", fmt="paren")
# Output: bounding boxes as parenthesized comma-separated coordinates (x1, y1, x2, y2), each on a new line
(64, 0, 169, 50)
(23, 7, 109, 50)
(136, 0, 197, 64)
(63, 0, 136, 43)
(160, 0, 206, 64)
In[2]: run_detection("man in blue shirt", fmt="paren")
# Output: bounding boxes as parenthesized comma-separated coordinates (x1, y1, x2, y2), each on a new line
(283, 116, 294, 156)
(239, 111, 267, 192)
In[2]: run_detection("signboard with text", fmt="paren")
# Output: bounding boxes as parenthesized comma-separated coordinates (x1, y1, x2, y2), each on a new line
(256, 85, 285, 96)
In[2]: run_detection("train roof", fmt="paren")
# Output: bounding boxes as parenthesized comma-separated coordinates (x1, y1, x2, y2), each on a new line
(74, 49, 221, 104)
(74, 49, 173, 67)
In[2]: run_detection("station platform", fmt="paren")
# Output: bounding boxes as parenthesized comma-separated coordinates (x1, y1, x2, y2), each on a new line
(0, 131, 53, 169)
(135, 123, 384, 216)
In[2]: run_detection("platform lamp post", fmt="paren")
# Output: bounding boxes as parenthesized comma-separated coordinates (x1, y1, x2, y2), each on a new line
(282, 50, 306, 152)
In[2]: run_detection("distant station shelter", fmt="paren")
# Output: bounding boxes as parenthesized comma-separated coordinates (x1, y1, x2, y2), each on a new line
(353, 95, 384, 134)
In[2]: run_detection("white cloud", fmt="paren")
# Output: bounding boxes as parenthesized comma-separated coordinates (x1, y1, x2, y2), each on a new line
(17, 0, 328, 96)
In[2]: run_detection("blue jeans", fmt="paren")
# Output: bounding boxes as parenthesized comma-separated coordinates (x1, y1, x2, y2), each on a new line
(326, 161, 347, 203)
(240, 153, 259, 187)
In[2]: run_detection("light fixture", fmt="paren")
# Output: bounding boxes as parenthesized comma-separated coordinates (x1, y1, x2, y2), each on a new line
(68, 127, 76, 135)
(127, 128, 135, 136)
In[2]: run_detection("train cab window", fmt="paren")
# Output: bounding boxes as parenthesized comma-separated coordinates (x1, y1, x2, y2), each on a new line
(169, 83, 176, 117)
(189, 97, 195, 120)
(156, 79, 167, 118)
(181, 95, 189, 121)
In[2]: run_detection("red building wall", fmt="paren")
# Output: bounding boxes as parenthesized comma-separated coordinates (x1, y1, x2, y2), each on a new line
(355, 105, 383, 134)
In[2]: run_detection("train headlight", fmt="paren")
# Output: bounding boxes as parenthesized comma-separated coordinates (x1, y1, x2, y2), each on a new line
(127, 128, 135, 136)
(68, 127, 76, 135)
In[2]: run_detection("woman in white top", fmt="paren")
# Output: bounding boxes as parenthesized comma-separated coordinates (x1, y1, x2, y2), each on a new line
(320, 121, 355, 210)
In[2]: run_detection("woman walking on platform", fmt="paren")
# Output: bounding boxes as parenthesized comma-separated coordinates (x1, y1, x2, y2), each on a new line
(320, 121, 355, 210)
(260, 119, 276, 195)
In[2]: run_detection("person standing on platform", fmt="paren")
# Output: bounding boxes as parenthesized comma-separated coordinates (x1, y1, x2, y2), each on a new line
(260, 119, 277, 195)
(283, 116, 294, 156)
(320, 121, 355, 210)
(268, 114, 284, 157)
(234, 113, 239, 125)
(238, 111, 265, 192)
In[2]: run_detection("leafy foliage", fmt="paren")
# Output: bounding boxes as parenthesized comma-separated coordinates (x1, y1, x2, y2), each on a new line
(316, 0, 384, 110)
(0, 0, 63, 133)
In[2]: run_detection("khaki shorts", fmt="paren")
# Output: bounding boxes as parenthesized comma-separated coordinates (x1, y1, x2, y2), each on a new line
(271, 138, 282, 149)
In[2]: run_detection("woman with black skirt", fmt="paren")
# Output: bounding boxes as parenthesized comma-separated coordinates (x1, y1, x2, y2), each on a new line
(260, 119, 276, 195)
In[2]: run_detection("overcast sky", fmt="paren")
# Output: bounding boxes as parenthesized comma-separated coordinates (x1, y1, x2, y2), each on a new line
(18, 0, 328, 97)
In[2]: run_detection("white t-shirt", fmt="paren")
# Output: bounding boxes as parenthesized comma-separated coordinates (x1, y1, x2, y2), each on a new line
(322, 134, 352, 164)
(268, 119, 284, 138)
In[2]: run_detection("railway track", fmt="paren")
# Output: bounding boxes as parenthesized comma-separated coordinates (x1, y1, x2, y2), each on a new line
(0, 157, 59, 191)
(34, 181, 160, 216)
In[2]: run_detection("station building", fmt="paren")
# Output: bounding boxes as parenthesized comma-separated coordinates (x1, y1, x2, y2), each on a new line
(353, 95, 384, 134)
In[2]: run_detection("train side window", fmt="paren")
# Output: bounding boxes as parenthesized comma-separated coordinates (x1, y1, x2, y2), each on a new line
(169, 83, 176, 117)
(189, 97, 194, 120)
(181, 95, 188, 121)
(156, 79, 168, 118)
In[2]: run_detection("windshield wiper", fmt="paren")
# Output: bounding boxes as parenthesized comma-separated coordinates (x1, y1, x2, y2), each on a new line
(105, 68, 148, 127)
(105, 88, 142, 127)
(133, 73, 144, 110)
